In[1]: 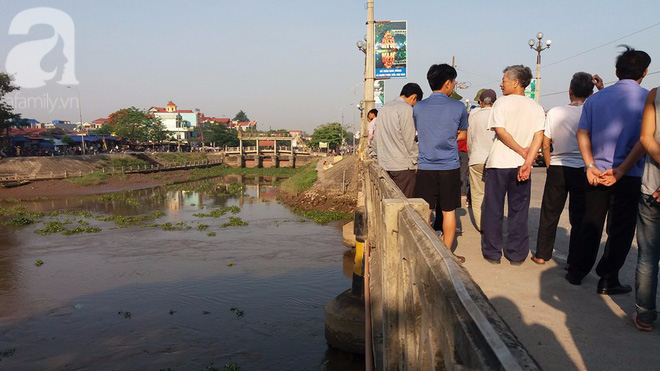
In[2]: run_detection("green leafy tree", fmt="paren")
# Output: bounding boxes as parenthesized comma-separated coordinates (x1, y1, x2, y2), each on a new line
(60, 135, 75, 145)
(93, 124, 113, 136)
(107, 107, 159, 143)
(203, 123, 239, 147)
(148, 118, 169, 145)
(232, 110, 250, 123)
(0, 72, 23, 152)
(311, 122, 344, 149)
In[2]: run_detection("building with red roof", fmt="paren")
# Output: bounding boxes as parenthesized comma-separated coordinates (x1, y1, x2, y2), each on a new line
(149, 101, 199, 141)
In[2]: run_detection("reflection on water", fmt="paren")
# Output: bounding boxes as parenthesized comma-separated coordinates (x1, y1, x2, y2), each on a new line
(0, 176, 362, 370)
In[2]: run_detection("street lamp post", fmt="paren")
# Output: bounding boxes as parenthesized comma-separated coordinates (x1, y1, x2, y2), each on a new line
(356, 0, 374, 159)
(528, 32, 552, 103)
(67, 85, 85, 154)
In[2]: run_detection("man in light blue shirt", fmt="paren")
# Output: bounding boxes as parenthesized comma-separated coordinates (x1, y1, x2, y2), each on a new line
(414, 63, 468, 261)
(567, 46, 651, 295)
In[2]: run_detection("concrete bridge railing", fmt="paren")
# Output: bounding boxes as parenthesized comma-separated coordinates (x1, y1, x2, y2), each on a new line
(364, 161, 538, 370)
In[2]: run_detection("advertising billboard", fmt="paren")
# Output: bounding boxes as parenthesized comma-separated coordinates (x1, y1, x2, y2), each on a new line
(375, 21, 407, 79)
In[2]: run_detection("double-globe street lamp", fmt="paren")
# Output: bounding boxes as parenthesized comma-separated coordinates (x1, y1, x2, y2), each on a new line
(528, 32, 552, 103)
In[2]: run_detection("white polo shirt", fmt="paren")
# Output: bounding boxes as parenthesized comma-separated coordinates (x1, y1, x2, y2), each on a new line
(485, 95, 545, 169)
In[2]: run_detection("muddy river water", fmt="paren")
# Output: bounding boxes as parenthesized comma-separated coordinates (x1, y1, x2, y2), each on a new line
(0, 177, 363, 370)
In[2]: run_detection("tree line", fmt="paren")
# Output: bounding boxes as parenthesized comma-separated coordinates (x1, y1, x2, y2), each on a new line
(1, 71, 353, 152)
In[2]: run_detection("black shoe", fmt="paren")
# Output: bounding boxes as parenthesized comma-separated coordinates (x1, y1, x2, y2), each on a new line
(484, 257, 501, 265)
(565, 273, 582, 286)
(597, 283, 632, 295)
(509, 260, 525, 266)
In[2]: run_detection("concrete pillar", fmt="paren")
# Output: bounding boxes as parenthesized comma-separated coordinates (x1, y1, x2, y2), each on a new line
(380, 198, 428, 369)
(382, 199, 404, 368)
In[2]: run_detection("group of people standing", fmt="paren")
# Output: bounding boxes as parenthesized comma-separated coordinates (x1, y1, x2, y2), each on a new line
(370, 45, 660, 330)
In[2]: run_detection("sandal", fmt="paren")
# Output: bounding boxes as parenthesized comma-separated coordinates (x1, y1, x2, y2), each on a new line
(530, 256, 546, 265)
(632, 312, 653, 331)
(453, 254, 466, 264)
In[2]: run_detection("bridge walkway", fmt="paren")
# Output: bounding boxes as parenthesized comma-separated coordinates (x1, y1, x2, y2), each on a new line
(453, 167, 659, 370)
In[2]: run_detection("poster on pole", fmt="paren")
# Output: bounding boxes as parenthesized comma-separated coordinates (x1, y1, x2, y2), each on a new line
(524, 79, 537, 100)
(374, 81, 385, 108)
(375, 21, 407, 79)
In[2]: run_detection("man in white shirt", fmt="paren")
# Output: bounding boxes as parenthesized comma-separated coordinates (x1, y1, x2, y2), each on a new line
(467, 88, 497, 232)
(531, 72, 599, 265)
(481, 65, 546, 264)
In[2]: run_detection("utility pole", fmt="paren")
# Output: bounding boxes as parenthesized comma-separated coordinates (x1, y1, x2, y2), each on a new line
(67, 86, 85, 155)
(360, 0, 375, 159)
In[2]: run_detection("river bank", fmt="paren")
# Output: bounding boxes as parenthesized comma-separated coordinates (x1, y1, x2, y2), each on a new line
(0, 155, 359, 214)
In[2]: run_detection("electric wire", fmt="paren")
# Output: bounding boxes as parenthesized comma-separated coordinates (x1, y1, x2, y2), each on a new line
(469, 22, 660, 89)
(544, 21, 660, 69)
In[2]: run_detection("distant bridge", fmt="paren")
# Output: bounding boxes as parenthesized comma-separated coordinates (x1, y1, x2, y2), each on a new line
(222, 135, 315, 168)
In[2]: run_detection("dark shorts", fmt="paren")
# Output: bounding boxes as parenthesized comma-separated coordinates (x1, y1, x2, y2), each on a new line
(414, 168, 461, 211)
(387, 170, 416, 198)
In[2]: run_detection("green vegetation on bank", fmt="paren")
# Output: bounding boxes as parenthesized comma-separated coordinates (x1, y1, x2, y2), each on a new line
(277, 162, 317, 195)
(151, 152, 208, 165)
(66, 172, 110, 186)
(100, 156, 149, 169)
(187, 163, 306, 181)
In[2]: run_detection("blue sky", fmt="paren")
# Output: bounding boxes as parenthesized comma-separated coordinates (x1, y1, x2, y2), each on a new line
(1, 0, 659, 133)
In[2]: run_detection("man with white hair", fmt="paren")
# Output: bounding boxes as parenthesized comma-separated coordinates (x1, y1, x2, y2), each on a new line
(481, 65, 545, 264)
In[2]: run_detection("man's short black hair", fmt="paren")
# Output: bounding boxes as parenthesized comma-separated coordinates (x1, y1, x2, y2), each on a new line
(570, 72, 594, 99)
(426, 64, 457, 91)
(400, 83, 423, 101)
(616, 45, 651, 80)
(367, 109, 378, 117)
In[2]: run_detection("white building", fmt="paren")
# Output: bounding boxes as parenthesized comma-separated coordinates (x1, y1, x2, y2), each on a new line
(149, 101, 198, 141)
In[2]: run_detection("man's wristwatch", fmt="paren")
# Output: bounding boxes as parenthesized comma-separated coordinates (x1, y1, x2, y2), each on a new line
(586, 163, 596, 169)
